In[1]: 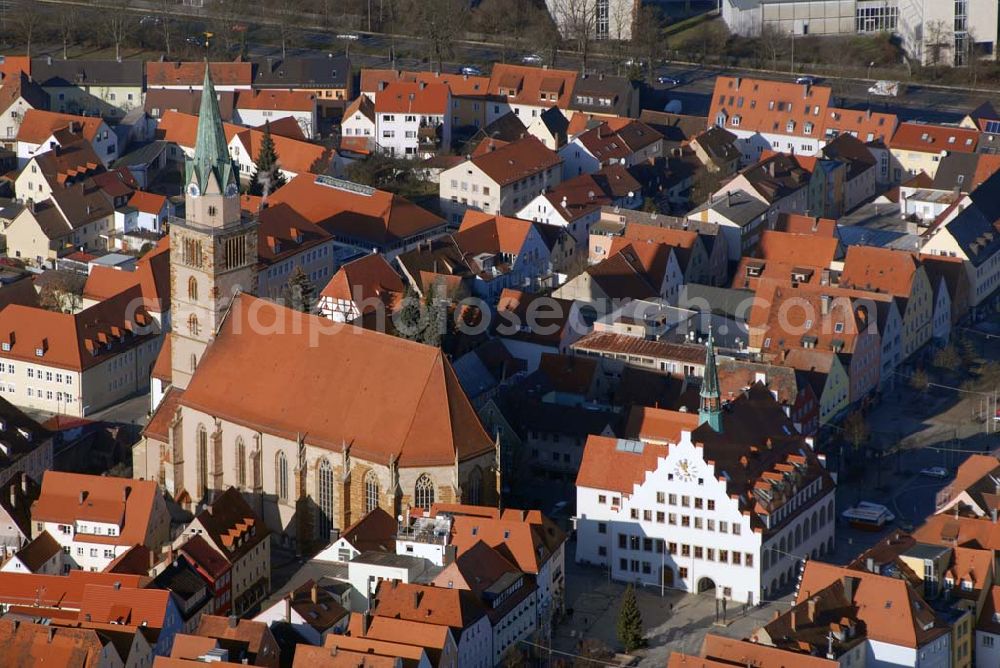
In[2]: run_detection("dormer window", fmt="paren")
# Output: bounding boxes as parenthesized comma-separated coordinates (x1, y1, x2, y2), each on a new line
(1, 343, 9, 352)
(804, 122, 814, 135)
(786, 120, 795, 133)
(834, 322, 845, 333)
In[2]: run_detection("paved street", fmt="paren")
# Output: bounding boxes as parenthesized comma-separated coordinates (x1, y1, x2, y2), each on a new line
(29, 0, 1000, 126)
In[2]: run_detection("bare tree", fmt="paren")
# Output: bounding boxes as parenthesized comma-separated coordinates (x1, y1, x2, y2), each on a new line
(57, 6, 79, 60)
(924, 20, 952, 67)
(11, 0, 43, 58)
(551, 0, 595, 71)
(157, 0, 174, 56)
(630, 5, 666, 82)
(401, 0, 468, 72)
(261, 0, 303, 59)
(524, 7, 561, 66)
(105, 0, 134, 62)
(212, 0, 250, 53)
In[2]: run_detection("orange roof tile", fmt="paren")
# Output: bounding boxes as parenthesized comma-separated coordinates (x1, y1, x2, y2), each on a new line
(709, 76, 831, 139)
(826, 107, 897, 145)
(17, 109, 105, 144)
(318, 253, 404, 310)
(891, 122, 979, 154)
(576, 434, 669, 495)
(146, 61, 252, 88)
(82, 236, 170, 313)
(235, 89, 315, 111)
(174, 294, 493, 466)
(372, 581, 485, 631)
(469, 135, 561, 186)
(127, 190, 168, 215)
(839, 245, 921, 297)
(77, 584, 171, 628)
(0, 617, 113, 668)
(267, 175, 445, 247)
(33, 472, 161, 547)
(0, 570, 149, 609)
(700, 634, 839, 667)
(374, 81, 449, 114)
(488, 64, 576, 109)
(623, 405, 699, 444)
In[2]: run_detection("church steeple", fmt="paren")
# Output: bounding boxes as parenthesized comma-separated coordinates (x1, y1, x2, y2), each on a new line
(187, 63, 237, 198)
(699, 324, 723, 432)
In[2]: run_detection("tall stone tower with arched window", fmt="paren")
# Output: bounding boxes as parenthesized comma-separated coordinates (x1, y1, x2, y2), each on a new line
(170, 65, 258, 390)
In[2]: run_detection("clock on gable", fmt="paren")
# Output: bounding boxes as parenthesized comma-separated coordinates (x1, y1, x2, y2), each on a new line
(672, 458, 698, 483)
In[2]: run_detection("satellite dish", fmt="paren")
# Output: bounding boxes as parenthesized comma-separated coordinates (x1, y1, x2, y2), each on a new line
(628, 191, 634, 198)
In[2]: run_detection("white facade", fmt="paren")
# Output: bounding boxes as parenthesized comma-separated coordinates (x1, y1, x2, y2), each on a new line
(517, 194, 600, 246)
(440, 158, 562, 223)
(0, 95, 41, 146)
(490, 576, 537, 665)
(234, 107, 317, 140)
(922, 198, 1000, 309)
(576, 431, 835, 604)
(254, 598, 346, 645)
(255, 238, 340, 302)
(558, 135, 663, 180)
(341, 109, 375, 148)
(376, 105, 452, 159)
(17, 124, 118, 168)
(227, 135, 298, 185)
(931, 276, 952, 344)
(347, 556, 427, 611)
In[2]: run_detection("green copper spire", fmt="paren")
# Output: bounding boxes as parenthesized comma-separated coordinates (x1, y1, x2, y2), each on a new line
(187, 63, 236, 194)
(699, 324, 723, 432)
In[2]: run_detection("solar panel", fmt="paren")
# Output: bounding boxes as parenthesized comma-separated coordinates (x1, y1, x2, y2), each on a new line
(985, 120, 1000, 134)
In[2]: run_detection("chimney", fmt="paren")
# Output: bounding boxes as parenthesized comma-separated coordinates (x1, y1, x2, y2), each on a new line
(866, 557, 875, 573)
(228, 615, 238, 629)
(284, 596, 292, 623)
(47, 627, 55, 643)
(413, 590, 423, 608)
(78, 490, 87, 505)
(310, 584, 319, 604)
(790, 609, 798, 631)
(820, 294, 830, 315)
(148, 549, 155, 571)
(807, 597, 817, 622)
(123, 485, 131, 502)
(361, 611, 370, 636)
(842, 575, 857, 601)
(113, 581, 121, 591)
(9, 485, 16, 510)
(19, 473, 27, 495)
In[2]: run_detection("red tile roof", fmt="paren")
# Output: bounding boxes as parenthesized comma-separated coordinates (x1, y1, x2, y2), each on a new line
(577, 434, 669, 495)
(469, 135, 561, 186)
(709, 76, 831, 139)
(146, 61, 252, 88)
(17, 109, 106, 144)
(127, 190, 168, 215)
(488, 64, 576, 109)
(318, 253, 404, 311)
(826, 107, 897, 145)
(891, 122, 979, 153)
(82, 236, 170, 313)
(175, 294, 494, 466)
(235, 89, 315, 111)
(0, 570, 149, 609)
(373, 81, 449, 115)
(839, 245, 921, 297)
(33, 472, 161, 547)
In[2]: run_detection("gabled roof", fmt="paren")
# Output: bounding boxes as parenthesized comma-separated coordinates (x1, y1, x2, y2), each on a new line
(338, 507, 397, 554)
(0, 618, 116, 668)
(30, 58, 143, 86)
(319, 253, 404, 310)
(797, 561, 948, 649)
(127, 190, 168, 215)
(235, 89, 316, 112)
(0, 286, 157, 371)
(488, 64, 576, 109)
(16, 109, 105, 144)
(574, 119, 661, 162)
(146, 61, 252, 88)
(13, 531, 61, 572)
(32, 472, 161, 547)
(251, 55, 350, 88)
(82, 236, 170, 313)
(467, 135, 561, 186)
(0, 71, 49, 115)
(77, 584, 171, 628)
(267, 175, 445, 248)
(454, 210, 537, 256)
(374, 80, 449, 114)
(709, 76, 831, 138)
(839, 245, 922, 297)
(372, 581, 485, 630)
(196, 615, 277, 663)
(190, 487, 268, 565)
(688, 190, 769, 226)
(175, 294, 494, 466)
(30, 141, 105, 187)
(891, 122, 979, 153)
(826, 107, 897, 145)
(431, 504, 566, 575)
(930, 169, 1000, 267)
(144, 88, 236, 120)
(343, 94, 375, 124)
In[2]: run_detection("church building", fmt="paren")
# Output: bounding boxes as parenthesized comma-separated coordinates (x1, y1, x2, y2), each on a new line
(135, 67, 498, 548)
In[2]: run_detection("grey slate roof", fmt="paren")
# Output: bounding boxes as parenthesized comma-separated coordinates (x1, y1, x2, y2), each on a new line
(942, 170, 1000, 268)
(688, 190, 769, 227)
(251, 56, 350, 89)
(30, 58, 144, 87)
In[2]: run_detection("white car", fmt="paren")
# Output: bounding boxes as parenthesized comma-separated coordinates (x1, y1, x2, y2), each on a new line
(795, 75, 817, 85)
(920, 466, 949, 479)
(521, 54, 543, 64)
(460, 66, 483, 76)
(336, 32, 361, 41)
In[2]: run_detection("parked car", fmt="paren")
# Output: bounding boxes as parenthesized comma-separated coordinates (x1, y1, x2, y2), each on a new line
(623, 58, 645, 67)
(139, 15, 161, 26)
(185, 35, 205, 47)
(337, 32, 361, 41)
(521, 53, 543, 64)
(868, 80, 901, 97)
(795, 75, 817, 85)
(657, 75, 681, 86)
(460, 66, 483, 76)
(920, 466, 949, 479)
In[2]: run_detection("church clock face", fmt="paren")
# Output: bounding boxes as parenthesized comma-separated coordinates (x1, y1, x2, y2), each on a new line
(187, 183, 200, 198)
(673, 458, 697, 483)
(225, 182, 239, 197)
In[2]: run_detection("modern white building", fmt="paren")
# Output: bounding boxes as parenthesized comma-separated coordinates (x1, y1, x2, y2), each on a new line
(575, 335, 836, 604)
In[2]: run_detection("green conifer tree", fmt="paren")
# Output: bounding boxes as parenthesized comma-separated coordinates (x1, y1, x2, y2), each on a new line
(616, 584, 645, 653)
(249, 120, 287, 196)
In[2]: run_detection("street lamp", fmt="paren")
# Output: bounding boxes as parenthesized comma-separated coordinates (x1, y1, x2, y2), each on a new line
(867, 61, 876, 79)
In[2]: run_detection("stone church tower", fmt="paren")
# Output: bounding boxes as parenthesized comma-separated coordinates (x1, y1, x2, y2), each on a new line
(170, 65, 258, 390)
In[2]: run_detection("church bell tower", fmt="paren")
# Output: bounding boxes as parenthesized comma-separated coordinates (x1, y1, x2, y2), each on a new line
(699, 325, 723, 433)
(169, 64, 258, 390)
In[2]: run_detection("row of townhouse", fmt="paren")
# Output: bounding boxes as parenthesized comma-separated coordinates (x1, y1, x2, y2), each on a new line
(4, 55, 351, 122)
